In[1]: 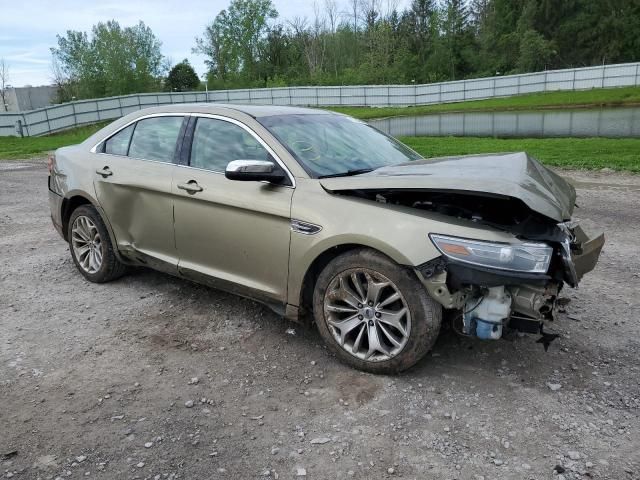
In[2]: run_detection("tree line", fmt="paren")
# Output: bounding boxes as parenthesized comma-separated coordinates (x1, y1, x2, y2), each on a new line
(51, 0, 640, 101)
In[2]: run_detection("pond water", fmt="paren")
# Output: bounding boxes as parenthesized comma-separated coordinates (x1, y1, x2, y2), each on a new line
(368, 106, 640, 138)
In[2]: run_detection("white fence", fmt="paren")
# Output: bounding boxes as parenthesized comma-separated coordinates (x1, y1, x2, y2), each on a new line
(1, 62, 639, 137)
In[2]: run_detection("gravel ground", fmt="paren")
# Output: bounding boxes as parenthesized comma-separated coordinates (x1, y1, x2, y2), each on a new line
(1, 158, 639, 480)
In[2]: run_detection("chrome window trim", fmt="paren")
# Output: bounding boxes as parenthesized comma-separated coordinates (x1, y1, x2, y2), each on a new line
(90, 112, 188, 155)
(91, 112, 296, 188)
(95, 152, 178, 167)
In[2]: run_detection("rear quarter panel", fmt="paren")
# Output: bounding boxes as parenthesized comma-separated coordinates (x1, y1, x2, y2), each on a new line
(50, 144, 103, 240)
(52, 145, 99, 201)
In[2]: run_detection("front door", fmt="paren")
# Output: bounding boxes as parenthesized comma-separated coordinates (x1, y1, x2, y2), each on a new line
(173, 116, 293, 304)
(93, 115, 185, 272)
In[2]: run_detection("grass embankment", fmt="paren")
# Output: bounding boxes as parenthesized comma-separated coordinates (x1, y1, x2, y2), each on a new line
(0, 87, 638, 171)
(0, 123, 107, 160)
(403, 136, 640, 172)
(330, 86, 640, 120)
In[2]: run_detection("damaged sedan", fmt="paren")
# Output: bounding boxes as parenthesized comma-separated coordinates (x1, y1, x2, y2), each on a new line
(48, 105, 604, 373)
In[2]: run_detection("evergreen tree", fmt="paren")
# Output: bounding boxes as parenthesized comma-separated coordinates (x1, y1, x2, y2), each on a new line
(166, 60, 200, 92)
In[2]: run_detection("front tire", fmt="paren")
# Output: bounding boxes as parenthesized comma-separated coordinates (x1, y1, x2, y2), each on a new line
(313, 249, 442, 374)
(68, 205, 126, 283)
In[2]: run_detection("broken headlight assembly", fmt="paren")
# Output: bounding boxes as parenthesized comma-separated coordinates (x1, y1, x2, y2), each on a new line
(429, 234, 553, 274)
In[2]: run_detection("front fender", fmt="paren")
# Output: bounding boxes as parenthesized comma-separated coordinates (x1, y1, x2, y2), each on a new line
(287, 178, 519, 308)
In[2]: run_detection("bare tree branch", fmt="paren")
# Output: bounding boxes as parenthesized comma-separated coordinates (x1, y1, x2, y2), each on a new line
(0, 59, 10, 111)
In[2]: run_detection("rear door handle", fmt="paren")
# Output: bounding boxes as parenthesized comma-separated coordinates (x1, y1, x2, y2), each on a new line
(96, 167, 113, 177)
(177, 181, 203, 193)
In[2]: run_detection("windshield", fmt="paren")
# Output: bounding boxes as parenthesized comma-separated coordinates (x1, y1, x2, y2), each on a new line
(257, 114, 423, 177)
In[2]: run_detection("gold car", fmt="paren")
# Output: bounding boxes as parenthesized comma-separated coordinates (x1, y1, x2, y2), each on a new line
(48, 105, 604, 373)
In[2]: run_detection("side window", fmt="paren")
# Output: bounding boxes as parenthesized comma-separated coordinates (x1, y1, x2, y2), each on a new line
(190, 117, 270, 172)
(104, 124, 134, 155)
(128, 116, 184, 162)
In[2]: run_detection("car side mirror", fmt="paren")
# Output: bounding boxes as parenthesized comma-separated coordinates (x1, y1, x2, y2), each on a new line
(225, 160, 286, 183)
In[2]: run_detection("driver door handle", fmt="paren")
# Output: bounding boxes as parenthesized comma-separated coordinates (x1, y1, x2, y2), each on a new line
(96, 167, 113, 177)
(177, 181, 203, 193)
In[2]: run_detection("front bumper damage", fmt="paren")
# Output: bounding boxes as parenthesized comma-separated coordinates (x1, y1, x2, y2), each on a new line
(417, 221, 605, 348)
(559, 221, 605, 287)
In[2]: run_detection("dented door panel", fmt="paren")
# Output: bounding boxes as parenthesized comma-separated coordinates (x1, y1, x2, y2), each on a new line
(94, 156, 178, 272)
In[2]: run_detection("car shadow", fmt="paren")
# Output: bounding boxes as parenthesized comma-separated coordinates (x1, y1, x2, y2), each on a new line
(116, 266, 558, 384)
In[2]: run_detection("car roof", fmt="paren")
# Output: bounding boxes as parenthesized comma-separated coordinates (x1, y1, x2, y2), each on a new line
(80, 103, 342, 152)
(133, 103, 336, 118)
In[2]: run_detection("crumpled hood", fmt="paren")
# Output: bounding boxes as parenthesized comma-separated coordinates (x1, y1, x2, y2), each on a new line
(319, 152, 576, 222)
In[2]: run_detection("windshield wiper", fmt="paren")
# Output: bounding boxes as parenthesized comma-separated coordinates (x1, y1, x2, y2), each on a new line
(318, 168, 374, 179)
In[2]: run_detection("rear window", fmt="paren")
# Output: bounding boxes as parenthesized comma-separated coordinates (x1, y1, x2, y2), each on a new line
(128, 116, 184, 162)
(104, 124, 134, 156)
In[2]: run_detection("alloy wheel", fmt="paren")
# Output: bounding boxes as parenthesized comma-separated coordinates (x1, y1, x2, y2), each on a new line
(71, 215, 103, 274)
(323, 268, 412, 362)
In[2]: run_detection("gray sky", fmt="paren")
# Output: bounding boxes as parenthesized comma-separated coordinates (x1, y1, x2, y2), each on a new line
(1, 0, 411, 87)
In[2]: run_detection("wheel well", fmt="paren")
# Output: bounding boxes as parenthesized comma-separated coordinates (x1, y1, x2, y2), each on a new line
(61, 196, 92, 241)
(298, 244, 385, 319)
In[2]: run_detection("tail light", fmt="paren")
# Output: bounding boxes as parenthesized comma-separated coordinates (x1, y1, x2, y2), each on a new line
(47, 153, 55, 174)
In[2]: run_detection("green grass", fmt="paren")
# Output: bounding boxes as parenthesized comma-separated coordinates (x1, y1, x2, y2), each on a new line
(1, 90, 639, 172)
(0, 122, 108, 160)
(328, 86, 640, 120)
(402, 136, 640, 172)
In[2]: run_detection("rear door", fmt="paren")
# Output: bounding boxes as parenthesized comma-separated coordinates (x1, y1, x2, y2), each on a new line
(93, 115, 186, 272)
(173, 115, 294, 304)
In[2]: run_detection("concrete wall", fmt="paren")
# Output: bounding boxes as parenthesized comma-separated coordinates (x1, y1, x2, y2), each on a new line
(2, 85, 58, 112)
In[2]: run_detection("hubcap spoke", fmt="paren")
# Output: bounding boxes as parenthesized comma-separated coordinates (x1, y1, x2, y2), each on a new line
(89, 250, 96, 271)
(324, 268, 411, 363)
(351, 323, 366, 354)
(350, 272, 366, 302)
(328, 314, 364, 346)
(326, 304, 358, 314)
(79, 249, 90, 269)
(365, 323, 389, 360)
(72, 227, 90, 243)
(71, 215, 103, 274)
(377, 308, 409, 337)
(378, 291, 401, 309)
(364, 272, 390, 306)
(377, 322, 403, 348)
(338, 277, 363, 308)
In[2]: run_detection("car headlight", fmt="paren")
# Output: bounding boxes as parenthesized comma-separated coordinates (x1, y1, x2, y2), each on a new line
(429, 234, 552, 273)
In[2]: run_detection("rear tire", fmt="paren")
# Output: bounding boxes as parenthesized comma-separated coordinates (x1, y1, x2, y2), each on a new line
(68, 205, 126, 283)
(313, 248, 442, 374)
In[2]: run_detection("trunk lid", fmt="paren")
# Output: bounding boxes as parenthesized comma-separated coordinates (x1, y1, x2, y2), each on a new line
(319, 152, 576, 222)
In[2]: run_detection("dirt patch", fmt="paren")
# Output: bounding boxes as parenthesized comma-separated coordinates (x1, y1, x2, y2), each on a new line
(336, 372, 383, 406)
(1, 159, 638, 479)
